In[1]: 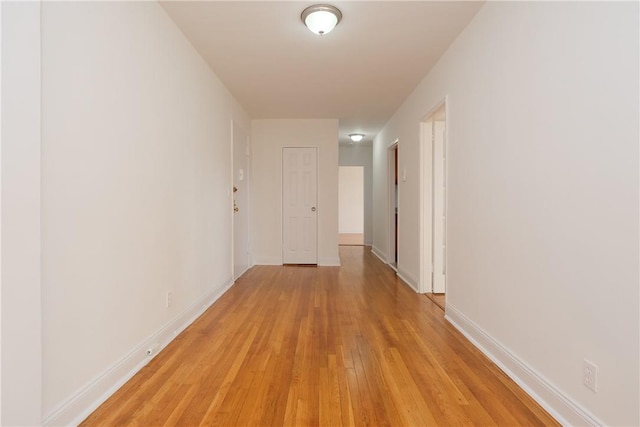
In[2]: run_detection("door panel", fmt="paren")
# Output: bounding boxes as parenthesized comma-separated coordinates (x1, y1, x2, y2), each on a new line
(283, 147, 318, 264)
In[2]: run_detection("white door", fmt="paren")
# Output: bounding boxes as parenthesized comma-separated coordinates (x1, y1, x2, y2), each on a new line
(432, 120, 446, 293)
(282, 147, 318, 264)
(233, 121, 250, 279)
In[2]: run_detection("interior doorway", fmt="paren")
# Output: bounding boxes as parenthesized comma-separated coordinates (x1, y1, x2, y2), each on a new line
(420, 101, 447, 298)
(338, 166, 364, 245)
(388, 141, 399, 270)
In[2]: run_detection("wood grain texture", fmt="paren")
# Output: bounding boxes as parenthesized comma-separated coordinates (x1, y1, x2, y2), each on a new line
(81, 246, 558, 426)
(425, 293, 445, 311)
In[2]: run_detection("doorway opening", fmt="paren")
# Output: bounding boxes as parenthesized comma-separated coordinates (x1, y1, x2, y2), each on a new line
(338, 166, 364, 245)
(388, 141, 399, 270)
(420, 100, 447, 301)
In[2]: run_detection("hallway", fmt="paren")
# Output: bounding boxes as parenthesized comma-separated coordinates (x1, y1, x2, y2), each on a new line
(81, 246, 557, 426)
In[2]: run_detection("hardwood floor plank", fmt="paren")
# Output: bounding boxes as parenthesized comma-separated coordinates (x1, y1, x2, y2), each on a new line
(197, 325, 259, 426)
(335, 345, 356, 427)
(81, 246, 559, 427)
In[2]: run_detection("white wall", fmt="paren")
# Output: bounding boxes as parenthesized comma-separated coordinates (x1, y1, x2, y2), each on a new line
(1, 2, 43, 425)
(338, 166, 364, 234)
(339, 145, 373, 245)
(373, 2, 638, 426)
(36, 2, 249, 425)
(252, 119, 339, 266)
(1, 2, 2, 418)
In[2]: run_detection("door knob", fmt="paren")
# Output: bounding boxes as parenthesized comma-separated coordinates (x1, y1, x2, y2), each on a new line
(311, 207, 316, 212)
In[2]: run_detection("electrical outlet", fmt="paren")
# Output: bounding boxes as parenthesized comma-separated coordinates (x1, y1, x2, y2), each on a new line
(166, 291, 173, 308)
(583, 359, 598, 392)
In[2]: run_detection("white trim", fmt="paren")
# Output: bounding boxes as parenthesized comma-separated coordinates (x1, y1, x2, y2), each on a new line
(419, 96, 449, 294)
(370, 246, 387, 264)
(252, 257, 340, 267)
(396, 267, 419, 292)
(318, 257, 341, 266)
(419, 119, 427, 293)
(42, 279, 234, 427)
(234, 265, 251, 281)
(445, 304, 604, 427)
(394, 271, 417, 293)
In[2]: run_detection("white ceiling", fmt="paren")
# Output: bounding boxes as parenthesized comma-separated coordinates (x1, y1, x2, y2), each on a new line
(160, 1, 484, 145)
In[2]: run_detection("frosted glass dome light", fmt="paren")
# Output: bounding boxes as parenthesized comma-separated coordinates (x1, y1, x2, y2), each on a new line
(301, 5, 342, 36)
(349, 133, 365, 142)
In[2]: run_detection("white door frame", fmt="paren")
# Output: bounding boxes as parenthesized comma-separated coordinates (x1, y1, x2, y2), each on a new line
(419, 97, 449, 294)
(387, 140, 399, 267)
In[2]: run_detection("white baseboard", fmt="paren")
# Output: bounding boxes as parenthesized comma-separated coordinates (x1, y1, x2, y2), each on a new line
(445, 304, 604, 427)
(396, 267, 419, 292)
(318, 256, 340, 266)
(43, 278, 235, 427)
(234, 265, 252, 281)
(368, 248, 419, 294)
(371, 246, 387, 264)
(253, 256, 340, 266)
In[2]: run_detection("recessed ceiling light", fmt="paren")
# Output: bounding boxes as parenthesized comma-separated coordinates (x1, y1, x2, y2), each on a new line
(301, 4, 342, 36)
(349, 133, 365, 142)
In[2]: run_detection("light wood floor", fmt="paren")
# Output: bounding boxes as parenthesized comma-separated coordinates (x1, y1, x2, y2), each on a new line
(426, 293, 445, 311)
(81, 246, 558, 426)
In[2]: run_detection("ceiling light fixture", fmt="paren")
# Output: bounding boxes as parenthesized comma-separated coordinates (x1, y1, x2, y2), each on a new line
(349, 133, 365, 142)
(301, 4, 342, 36)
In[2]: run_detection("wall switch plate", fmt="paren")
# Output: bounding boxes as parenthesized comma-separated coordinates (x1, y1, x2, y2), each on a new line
(166, 291, 173, 309)
(583, 359, 598, 392)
